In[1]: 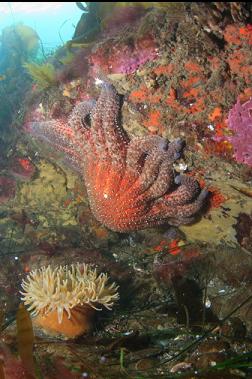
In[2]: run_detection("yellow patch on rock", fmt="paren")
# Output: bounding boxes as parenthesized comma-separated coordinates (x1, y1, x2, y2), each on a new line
(17, 160, 80, 228)
(181, 176, 252, 247)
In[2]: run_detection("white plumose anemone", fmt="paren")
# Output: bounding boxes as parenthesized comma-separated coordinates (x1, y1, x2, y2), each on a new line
(21, 263, 119, 324)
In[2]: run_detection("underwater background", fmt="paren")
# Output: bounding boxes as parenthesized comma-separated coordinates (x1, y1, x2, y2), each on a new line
(0, 2, 252, 378)
(0, 2, 81, 50)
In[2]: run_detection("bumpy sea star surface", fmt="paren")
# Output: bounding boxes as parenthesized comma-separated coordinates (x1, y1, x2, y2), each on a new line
(26, 83, 208, 232)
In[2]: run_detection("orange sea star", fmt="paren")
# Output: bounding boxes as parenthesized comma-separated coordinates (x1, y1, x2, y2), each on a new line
(26, 83, 208, 232)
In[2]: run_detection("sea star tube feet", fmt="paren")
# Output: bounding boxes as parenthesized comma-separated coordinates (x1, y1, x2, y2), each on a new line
(25, 83, 208, 232)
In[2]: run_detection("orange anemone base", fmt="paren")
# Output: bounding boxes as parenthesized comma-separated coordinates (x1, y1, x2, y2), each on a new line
(34, 305, 95, 339)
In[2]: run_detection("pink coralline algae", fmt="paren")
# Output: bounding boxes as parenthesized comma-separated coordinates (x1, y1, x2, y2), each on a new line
(90, 34, 158, 75)
(228, 98, 252, 166)
(25, 83, 208, 232)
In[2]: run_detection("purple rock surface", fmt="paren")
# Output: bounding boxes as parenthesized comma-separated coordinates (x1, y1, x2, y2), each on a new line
(228, 98, 252, 166)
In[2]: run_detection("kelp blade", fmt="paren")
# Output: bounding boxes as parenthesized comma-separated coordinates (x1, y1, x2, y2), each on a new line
(0, 363, 5, 379)
(16, 304, 36, 378)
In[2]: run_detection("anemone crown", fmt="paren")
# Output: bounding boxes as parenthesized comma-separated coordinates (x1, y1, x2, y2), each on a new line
(21, 263, 119, 324)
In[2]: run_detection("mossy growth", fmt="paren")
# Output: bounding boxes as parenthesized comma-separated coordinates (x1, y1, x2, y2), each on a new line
(24, 62, 58, 90)
(58, 51, 75, 65)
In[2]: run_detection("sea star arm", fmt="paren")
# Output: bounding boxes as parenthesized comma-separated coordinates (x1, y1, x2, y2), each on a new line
(126, 136, 168, 172)
(157, 187, 208, 220)
(68, 99, 97, 160)
(93, 83, 129, 167)
(26, 119, 85, 171)
(163, 175, 202, 206)
(136, 147, 173, 193)
(143, 159, 174, 200)
(124, 136, 170, 190)
(165, 138, 185, 162)
(125, 135, 185, 199)
(68, 99, 96, 135)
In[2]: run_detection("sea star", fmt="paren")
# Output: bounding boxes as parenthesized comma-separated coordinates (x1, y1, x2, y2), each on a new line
(26, 83, 208, 232)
